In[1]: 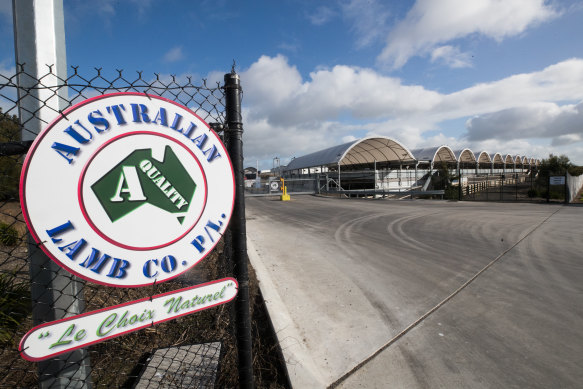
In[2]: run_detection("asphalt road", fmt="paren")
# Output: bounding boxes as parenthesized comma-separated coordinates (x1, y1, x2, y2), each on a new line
(245, 196, 583, 388)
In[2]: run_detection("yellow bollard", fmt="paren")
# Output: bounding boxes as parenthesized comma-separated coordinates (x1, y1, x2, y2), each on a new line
(280, 178, 291, 201)
(281, 185, 290, 201)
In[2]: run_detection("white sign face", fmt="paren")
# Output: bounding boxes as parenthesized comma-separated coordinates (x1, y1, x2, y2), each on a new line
(549, 176, 565, 185)
(20, 278, 238, 361)
(20, 93, 235, 287)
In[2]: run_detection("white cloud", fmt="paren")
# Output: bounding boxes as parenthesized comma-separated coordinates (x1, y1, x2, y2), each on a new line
(308, 6, 336, 26)
(163, 46, 184, 63)
(436, 59, 583, 120)
(342, 135, 358, 143)
(430, 45, 472, 68)
(378, 0, 560, 69)
(242, 55, 442, 127)
(552, 134, 582, 147)
(465, 101, 583, 141)
(128, 0, 154, 19)
(340, 0, 392, 48)
(240, 55, 583, 166)
(277, 40, 301, 54)
(241, 55, 304, 110)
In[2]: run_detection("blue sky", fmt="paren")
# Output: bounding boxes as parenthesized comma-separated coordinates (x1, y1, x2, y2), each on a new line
(1, 0, 583, 168)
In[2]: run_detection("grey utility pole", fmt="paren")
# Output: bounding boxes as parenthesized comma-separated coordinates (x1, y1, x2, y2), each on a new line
(13, 1, 92, 388)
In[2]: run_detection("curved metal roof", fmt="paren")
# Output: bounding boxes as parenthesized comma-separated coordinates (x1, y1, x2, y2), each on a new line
(285, 136, 415, 171)
(454, 148, 476, 163)
(284, 137, 540, 171)
(340, 137, 416, 166)
(475, 151, 492, 164)
(491, 152, 504, 164)
(411, 146, 456, 163)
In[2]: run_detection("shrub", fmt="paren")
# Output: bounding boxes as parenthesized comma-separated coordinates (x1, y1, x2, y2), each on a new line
(568, 166, 583, 176)
(0, 273, 30, 344)
(0, 222, 18, 246)
(527, 189, 538, 198)
(549, 191, 563, 200)
(444, 187, 459, 200)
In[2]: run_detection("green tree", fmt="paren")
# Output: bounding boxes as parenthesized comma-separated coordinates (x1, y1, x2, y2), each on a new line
(0, 108, 22, 201)
(536, 154, 571, 187)
(0, 108, 20, 142)
(534, 154, 577, 199)
(539, 154, 570, 176)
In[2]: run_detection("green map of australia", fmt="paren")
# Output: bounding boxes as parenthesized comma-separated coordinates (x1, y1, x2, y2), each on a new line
(92, 146, 196, 224)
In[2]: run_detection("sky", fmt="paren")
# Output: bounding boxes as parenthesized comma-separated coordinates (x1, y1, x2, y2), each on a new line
(1, 0, 583, 169)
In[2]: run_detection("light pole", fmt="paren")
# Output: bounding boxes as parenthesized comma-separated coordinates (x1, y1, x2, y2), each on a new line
(273, 156, 280, 177)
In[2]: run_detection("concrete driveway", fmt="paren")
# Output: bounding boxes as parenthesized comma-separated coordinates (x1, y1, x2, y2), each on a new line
(245, 196, 583, 388)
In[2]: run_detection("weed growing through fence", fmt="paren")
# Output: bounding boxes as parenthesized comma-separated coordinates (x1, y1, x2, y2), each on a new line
(0, 273, 30, 345)
(0, 222, 18, 246)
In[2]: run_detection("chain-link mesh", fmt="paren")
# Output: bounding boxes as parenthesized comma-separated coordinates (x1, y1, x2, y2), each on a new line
(0, 65, 241, 388)
(461, 172, 565, 202)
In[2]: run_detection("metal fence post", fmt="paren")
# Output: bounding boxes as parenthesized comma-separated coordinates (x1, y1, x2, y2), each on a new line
(564, 172, 568, 204)
(13, 1, 91, 387)
(224, 70, 254, 388)
(458, 169, 462, 200)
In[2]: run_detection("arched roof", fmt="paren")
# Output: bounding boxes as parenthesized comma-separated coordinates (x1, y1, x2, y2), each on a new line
(454, 148, 476, 163)
(285, 136, 415, 171)
(284, 138, 540, 172)
(340, 137, 415, 166)
(411, 146, 456, 163)
(475, 151, 491, 164)
(491, 153, 504, 164)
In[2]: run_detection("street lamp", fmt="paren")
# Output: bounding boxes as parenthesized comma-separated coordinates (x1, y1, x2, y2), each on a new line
(273, 156, 280, 177)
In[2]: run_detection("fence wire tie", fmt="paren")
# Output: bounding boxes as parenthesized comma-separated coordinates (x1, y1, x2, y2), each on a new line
(58, 109, 69, 121)
(149, 279, 157, 301)
(33, 239, 48, 249)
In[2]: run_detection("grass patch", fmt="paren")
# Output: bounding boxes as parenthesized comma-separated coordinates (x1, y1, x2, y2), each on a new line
(0, 222, 18, 247)
(0, 273, 30, 345)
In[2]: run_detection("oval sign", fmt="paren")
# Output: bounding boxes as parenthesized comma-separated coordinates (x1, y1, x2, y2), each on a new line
(20, 93, 235, 287)
(20, 277, 238, 361)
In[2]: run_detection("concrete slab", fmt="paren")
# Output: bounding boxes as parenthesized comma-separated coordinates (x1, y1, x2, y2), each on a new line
(246, 196, 583, 388)
(135, 342, 221, 388)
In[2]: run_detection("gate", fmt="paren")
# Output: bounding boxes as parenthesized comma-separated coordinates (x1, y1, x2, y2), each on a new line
(461, 172, 567, 203)
(245, 177, 317, 196)
(0, 66, 251, 387)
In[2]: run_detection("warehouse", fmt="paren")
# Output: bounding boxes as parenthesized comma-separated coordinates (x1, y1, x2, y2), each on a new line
(283, 136, 538, 193)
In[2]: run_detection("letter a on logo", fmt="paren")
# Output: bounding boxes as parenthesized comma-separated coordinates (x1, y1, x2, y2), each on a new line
(110, 166, 147, 202)
(92, 147, 196, 223)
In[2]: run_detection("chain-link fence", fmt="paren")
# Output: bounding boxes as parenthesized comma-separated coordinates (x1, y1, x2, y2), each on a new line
(244, 177, 317, 197)
(0, 65, 248, 388)
(460, 172, 567, 202)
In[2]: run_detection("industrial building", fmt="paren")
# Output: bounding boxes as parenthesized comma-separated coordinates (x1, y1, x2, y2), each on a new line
(283, 136, 539, 194)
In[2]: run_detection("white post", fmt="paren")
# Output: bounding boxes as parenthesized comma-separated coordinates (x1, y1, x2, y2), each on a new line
(13, 0, 68, 140)
(374, 160, 377, 195)
(13, 1, 91, 388)
(338, 162, 341, 192)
